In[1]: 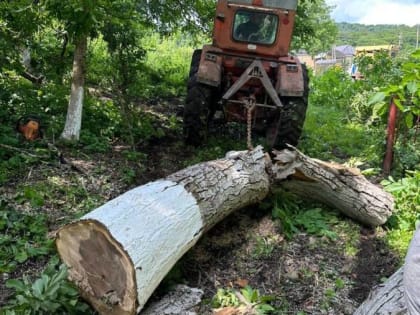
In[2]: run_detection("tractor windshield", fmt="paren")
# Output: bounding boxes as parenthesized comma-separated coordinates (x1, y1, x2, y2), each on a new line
(233, 10, 278, 45)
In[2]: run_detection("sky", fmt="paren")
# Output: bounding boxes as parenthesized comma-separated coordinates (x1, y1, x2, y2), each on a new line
(325, 0, 420, 26)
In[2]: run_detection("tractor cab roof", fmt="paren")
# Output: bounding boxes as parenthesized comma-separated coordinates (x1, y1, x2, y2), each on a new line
(227, 0, 298, 10)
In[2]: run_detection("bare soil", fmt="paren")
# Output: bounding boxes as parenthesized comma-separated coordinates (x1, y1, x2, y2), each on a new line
(0, 99, 400, 314)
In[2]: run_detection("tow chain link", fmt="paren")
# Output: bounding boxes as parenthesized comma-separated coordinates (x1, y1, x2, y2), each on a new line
(246, 98, 256, 151)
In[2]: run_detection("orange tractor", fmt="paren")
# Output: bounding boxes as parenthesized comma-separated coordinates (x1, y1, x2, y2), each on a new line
(183, 0, 309, 149)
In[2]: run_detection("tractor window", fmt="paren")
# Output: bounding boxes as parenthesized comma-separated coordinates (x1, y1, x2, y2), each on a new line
(233, 10, 278, 45)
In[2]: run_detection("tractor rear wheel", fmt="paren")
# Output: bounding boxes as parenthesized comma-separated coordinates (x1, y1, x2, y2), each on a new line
(183, 84, 215, 146)
(183, 49, 215, 146)
(268, 64, 309, 149)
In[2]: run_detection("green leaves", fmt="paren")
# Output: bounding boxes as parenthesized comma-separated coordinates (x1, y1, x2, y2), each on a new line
(211, 286, 275, 314)
(211, 288, 240, 308)
(3, 262, 91, 314)
(368, 92, 386, 105)
(382, 171, 420, 255)
(0, 206, 53, 273)
(406, 81, 418, 95)
(272, 196, 338, 240)
(293, 0, 337, 54)
(368, 49, 420, 129)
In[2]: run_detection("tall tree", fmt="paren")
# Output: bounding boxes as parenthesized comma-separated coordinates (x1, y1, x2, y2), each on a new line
(42, 0, 107, 141)
(292, 0, 338, 55)
(60, 34, 87, 140)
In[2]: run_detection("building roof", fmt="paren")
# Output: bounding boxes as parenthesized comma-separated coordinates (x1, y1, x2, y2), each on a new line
(316, 59, 337, 65)
(335, 45, 355, 56)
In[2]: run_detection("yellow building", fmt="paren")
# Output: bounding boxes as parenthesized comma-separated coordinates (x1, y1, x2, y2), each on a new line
(355, 45, 399, 57)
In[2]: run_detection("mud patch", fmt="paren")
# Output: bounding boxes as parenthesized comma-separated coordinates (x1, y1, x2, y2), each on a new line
(349, 227, 400, 303)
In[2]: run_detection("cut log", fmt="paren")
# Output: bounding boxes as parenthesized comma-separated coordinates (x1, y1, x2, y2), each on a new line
(271, 148, 393, 226)
(56, 146, 271, 315)
(353, 267, 407, 315)
(56, 147, 394, 315)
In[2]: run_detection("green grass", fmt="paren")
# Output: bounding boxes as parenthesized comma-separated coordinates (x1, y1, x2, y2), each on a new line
(300, 101, 384, 169)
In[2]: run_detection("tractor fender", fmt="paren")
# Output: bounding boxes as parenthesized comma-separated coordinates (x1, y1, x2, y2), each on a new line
(275, 57, 305, 97)
(197, 45, 223, 87)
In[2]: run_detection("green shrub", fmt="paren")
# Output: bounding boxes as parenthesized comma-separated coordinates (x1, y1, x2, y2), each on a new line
(382, 170, 420, 256)
(140, 32, 195, 98)
(1, 259, 92, 315)
(309, 67, 361, 109)
(272, 193, 338, 240)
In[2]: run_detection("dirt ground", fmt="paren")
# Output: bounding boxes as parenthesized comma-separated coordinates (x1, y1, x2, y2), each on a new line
(0, 100, 401, 314)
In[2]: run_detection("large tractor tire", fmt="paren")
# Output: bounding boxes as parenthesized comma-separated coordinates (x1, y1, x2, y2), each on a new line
(183, 49, 215, 146)
(268, 64, 309, 149)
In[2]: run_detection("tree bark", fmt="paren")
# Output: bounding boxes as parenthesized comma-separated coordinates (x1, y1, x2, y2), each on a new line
(56, 147, 394, 315)
(353, 267, 407, 315)
(60, 35, 87, 141)
(271, 148, 393, 226)
(140, 285, 203, 315)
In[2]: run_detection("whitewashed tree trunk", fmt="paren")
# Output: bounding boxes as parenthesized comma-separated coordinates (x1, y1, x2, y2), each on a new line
(56, 147, 270, 315)
(60, 35, 87, 141)
(56, 147, 394, 315)
(353, 267, 407, 315)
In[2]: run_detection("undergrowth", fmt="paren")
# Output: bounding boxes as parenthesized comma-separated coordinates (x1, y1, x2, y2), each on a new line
(382, 170, 420, 256)
(0, 205, 53, 273)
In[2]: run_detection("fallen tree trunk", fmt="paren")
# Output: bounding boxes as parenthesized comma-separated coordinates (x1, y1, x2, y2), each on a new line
(353, 267, 407, 315)
(56, 147, 270, 315)
(272, 148, 394, 226)
(56, 147, 394, 315)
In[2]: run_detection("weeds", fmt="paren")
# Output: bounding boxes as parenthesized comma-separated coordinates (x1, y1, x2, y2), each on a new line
(211, 285, 275, 314)
(272, 194, 338, 240)
(1, 258, 91, 315)
(252, 236, 276, 259)
(382, 170, 420, 256)
(0, 205, 53, 273)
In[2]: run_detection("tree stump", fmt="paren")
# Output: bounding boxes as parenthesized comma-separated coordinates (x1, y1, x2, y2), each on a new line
(56, 147, 394, 314)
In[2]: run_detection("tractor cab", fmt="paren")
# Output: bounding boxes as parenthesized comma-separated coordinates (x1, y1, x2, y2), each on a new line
(213, 0, 297, 57)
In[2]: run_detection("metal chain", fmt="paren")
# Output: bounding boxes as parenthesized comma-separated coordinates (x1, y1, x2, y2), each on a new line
(246, 99, 256, 151)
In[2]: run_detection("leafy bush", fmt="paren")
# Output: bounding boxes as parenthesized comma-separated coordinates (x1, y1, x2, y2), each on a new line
(382, 170, 420, 255)
(348, 90, 379, 123)
(1, 259, 92, 315)
(211, 286, 275, 314)
(354, 50, 398, 88)
(0, 72, 70, 154)
(309, 67, 361, 109)
(272, 194, 338, 240)
(240, 286, 275, 314)
(369, 50, 420, 130)
(140, 32, 195, 98)
(212, 288, 240, 308)
(393, 135, 420, 174)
